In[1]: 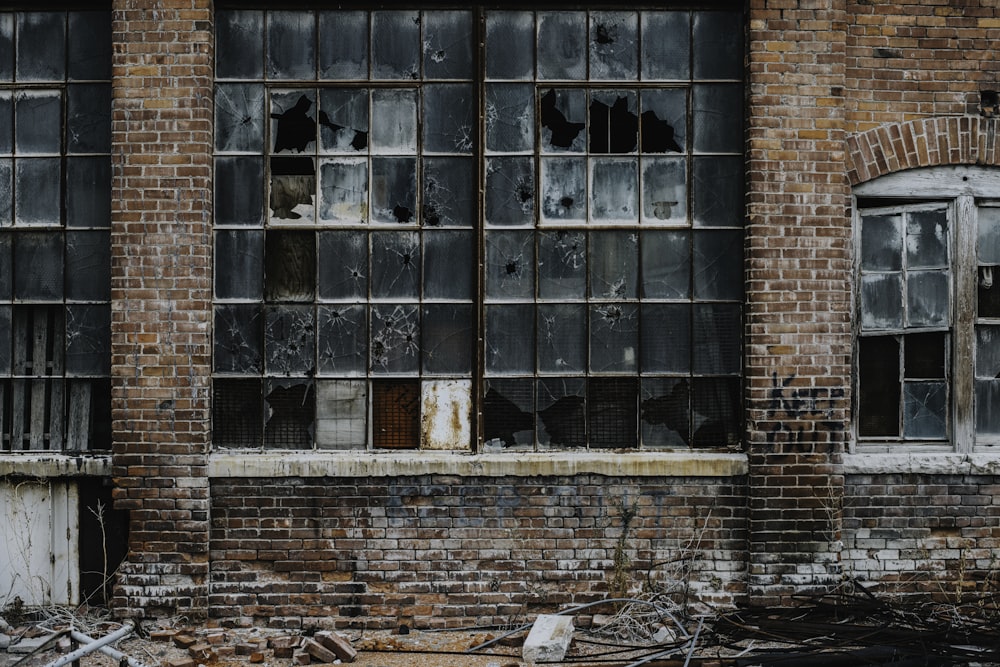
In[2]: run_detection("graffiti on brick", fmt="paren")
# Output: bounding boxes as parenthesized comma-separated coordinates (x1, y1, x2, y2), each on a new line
(766, 372, 845, 442)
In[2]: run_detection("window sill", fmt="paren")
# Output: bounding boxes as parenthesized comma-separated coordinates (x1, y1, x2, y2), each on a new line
(0, 453, 111, 477)
(844, 452, 1000, 475)
(208, 450, 748, 479)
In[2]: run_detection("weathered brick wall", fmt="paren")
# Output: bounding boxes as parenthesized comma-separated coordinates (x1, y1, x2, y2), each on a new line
(843, 474, 1000, 599)
(110, 0, 214, 618)
(209, 476, 748, 629)
(745, 0, 851, 604)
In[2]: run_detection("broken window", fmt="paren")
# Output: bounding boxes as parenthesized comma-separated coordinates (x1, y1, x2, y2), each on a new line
(213, 7, 744, 451)
(0, 10, 112, 453)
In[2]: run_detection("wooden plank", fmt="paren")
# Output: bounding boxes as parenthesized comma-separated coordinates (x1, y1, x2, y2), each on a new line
(49, 378, 63, 451)
(11, 378, 24, 450)
(67, 381, 91, 451)
(29, 379, 45, 450)
(12, 308, 27, 375)
(0, 380, 5, 450)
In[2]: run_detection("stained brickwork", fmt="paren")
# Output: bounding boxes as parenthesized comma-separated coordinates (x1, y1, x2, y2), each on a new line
(109, 0, 214, 619)
(208, 476, 748, 629)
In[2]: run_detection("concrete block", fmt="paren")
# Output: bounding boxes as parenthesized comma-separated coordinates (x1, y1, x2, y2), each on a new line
(522, 614, 574, 664)
(315, 630, 357, 663)
(8, 634, 56, 654)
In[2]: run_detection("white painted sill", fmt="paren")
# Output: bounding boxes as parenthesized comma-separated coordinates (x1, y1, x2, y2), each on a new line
(844, 453, 1000, 475)
(0, 454, 111, 477)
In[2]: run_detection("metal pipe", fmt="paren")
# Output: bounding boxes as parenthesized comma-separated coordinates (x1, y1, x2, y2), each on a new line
(68, 631, 148, 667)
(43, 622, 135, 667)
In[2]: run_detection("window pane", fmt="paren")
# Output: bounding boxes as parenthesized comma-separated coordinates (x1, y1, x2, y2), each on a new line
(266, 11, 315, 80)
(978, 207, 1000, 264)
(858, 336, 900, 437)
(976, 379, 1000, 436)
(485, 12, 534, 81)
(372, 380, 419, 449)
(422, 304, 473, 375)
(486, 230, 535, 300)
(269, 157, 315, 223)
(270, 90, 317, 154)
(67, 84, 111, 154)
(590, 158, 638, 221)
(370, 89, 416, 153)
(641, 158, 686, 223)
(693, 157, 743, 227)
(15, 159, 60, 225)
(215, 83, 265, 153)
(318, 88, 368, 153)
(861, 214, 902, 271)
(422, 11, 474, 80)
(483, 378, 534, 448)
(692, 84, 742, 154)
(423, 230, 473, 300)
(0, 305, 9, 374)
(17, 13, 64, 82)
(264, 305, 316, 375)
(537, 12, 586, 80)
(590, 230, 638, 299)
(213, 379, 263, 447)
(0, 92, 10, 154)
(214, 304, 263, 374)
(641, 230, 690, 299)
(423, 157, 474, 227)
(590, 302, 638, 372)
(371, 11, 420, 80)
(0, 15, 12, 82)
(0, 158, 9, 226)
(216, 10, 264, 80)
(0, 235, 9, 298)
(370, 304, 419, 374)
(589, 377, 638, 448)
(693, 229, 742, 301)
(979, 266, 1000, 318)
(15, 91, 61, 154)
(370, 157, 416, 223)
(13, 232, 62, 300)
(977, 325, 1000, 379)
(692, 303, 741, 375)
(264, 230, 315, 302)
(423, 84, 474, 153)
(693, 11, 743, 80)
(485, 157, 535, 226)
(65, 304, 110, 376)
(215, 230, 264, 300)
(485, 304, 534, 374)
(641, 377, 689, 447)
(315, 380, 366, 449)
(538, 230, 586, 299)
(860, 273, 903, 330)
(66, 231, 110, 301)
(691, 377, 740, 447)
(486, 83, 535, 153)
(537, 377, 585, 446)
(641, 303, 690, 373)
(906, 271, 949, 328)
(66, 156, 111, 228)
(317, 304, 366, 376)
(590, 90, 638, 154)
(317, 231, 367, 301)
(371, 231, 419, 299)
(265, 379, 314, 449)
(640, 90, 686, 153)
(590, 12, 638, 81)
(540, 88, 586, 153)
(318, 158, 367, 223)
(904, 331, 946, 379)
(903, 381, 947, 439)
(538, 303, 586, 373)
(319, 11, 368, 80)
(641, 12, 689, 81)
(540, 157, 586, 222)
(906, 209, 948, 269)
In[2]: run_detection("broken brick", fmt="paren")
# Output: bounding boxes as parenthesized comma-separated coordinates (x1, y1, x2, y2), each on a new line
(302, 638, 337, 663)
(172, 634, 198, 649)
(292, 649, 311, 665)
(314, 630, 357, 663)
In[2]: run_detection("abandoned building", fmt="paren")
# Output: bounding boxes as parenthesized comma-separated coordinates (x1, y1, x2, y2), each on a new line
(2, 0, 1000, 628)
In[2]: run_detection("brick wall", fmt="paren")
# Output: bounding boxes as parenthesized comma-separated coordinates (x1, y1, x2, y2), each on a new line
(209, 476, 748, 629)
(110, 0, 214, 619)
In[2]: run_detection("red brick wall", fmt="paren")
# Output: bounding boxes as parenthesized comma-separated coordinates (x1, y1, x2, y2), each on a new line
(110, 0, 214, 619)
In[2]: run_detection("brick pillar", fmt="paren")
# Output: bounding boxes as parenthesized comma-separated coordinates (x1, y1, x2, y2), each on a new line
(746, 0, 850, 604)
(110, 1, 214, 619)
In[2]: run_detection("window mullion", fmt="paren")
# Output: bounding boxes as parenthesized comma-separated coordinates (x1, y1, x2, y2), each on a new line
(953, 195, 976, 452)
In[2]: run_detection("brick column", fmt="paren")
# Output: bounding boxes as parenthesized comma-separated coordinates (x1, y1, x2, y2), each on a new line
(110, 1, 214, 619)
(746, 0, 851, 604)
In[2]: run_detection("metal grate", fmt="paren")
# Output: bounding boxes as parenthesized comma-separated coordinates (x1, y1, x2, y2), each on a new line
(264, 380, 314, 449)
(213, 379, 263, 448)
(372, 380, 419, 449)
(589, 377, 638, 449)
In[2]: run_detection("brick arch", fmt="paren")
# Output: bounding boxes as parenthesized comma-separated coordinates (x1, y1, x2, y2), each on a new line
(847, 117, 1000, 186)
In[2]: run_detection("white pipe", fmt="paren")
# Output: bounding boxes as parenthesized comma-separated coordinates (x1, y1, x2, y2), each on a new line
(43, 622, 135, 667)
(68, 630, 149, 667)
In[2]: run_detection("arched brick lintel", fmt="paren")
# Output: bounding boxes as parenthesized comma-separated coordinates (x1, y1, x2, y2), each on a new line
(847, 117, 1000, 186)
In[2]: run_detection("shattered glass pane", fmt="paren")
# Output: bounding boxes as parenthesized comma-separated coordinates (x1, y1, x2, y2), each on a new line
(266, 11, 316, 80)
(15, 91, 61, 154)
(591, 158, 638, 221)
(904, 331, 945, 379)
(319, 11, 368, 80)
(589, 230, 638, 299)
(641, 230, 690, 299)
(641, 89, 686, 153)
(370, 89, 417, 153)
(903, 381, 947, 439)
(590, 90, 638, 153)
(0, 158, 11, 226)
(15, 159, 60, 225)
(641, 158, 686, 223)
(486, 83, 535, 153)
(537, 378, 585, 447)
(13, 232, 62, 300)
(589, 377, 638, 448)
(370, 304, 419, 374)
(0, 305, 9, 374)
(483, 378, 534, 448)
(315, 380, 366, 449)
(370, 157, 417, 223)
(423, 84, 475, 153)
(858, 335, 901, 437)
(317, 231, 367, 301)
(422, 304, 473, 375)
(67, 83, 110, 154)
(641, 12, 690, 81)
(264, 305, 316, 375)
(215, 229, 264, 300)
(264, 230, 315, 302)
(485, 157, 535, 226)
(486, 230, 535, 300)
(215, 157, 264, 227)
(422, 157, 474, 226)
(537, 303, 586, 373)
(538, 230, 586, 299)
(485, 12, 534, 81)
(264, 379, 314, 449)
(693, 11, 743, 81)
(371, 231, 419, 299)
(691, 377, 740, 447)
(0, 92, 10, 153)
(693, 230, 743, 300)
(269, 157, 315, 222)
(65, 231, 110, 301)
(0, 235, 9, 298)
(540, 158, 586, 222)
(976, 379, 1000, 435)
(641, 378, 690, 448)
(0, 15, 11, 82)
(980, 266, 1000, 318)
(215, 83, 265, 153)
(17, 13, 64, 82)
(214, 304, 263, 374)
(906, 271, 949, 328)
(978, 207, 1000, 264)
(317, 304, 366, 376)
(213, 379, 263, 448)
(319, 89, 368, 153)
(318, 158, 367, 223)
(424, 230, 473, 299)
(977, 325, 1000, 379)
(485, 304, 534, 375)
(589, 12, 638, 81)
(372, 379, 419, 448)
(65, 304, 110, 376)
(692, 303, 741, 375)
(590, 302, 638, 372)
(216, 10, 264, 80)
(540, 89, 586, 153)
(422, 11, 474, 80)
(270, 90, 317, 154)
(906, 209, 948, 269)
(537, 12, 586, 80)
(693, 157, 743, 227)
(641, 303, 690, 373)
(372, 11, 420, 80)
(692, 84, 743, 154)
(861, 214, 903, 271)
